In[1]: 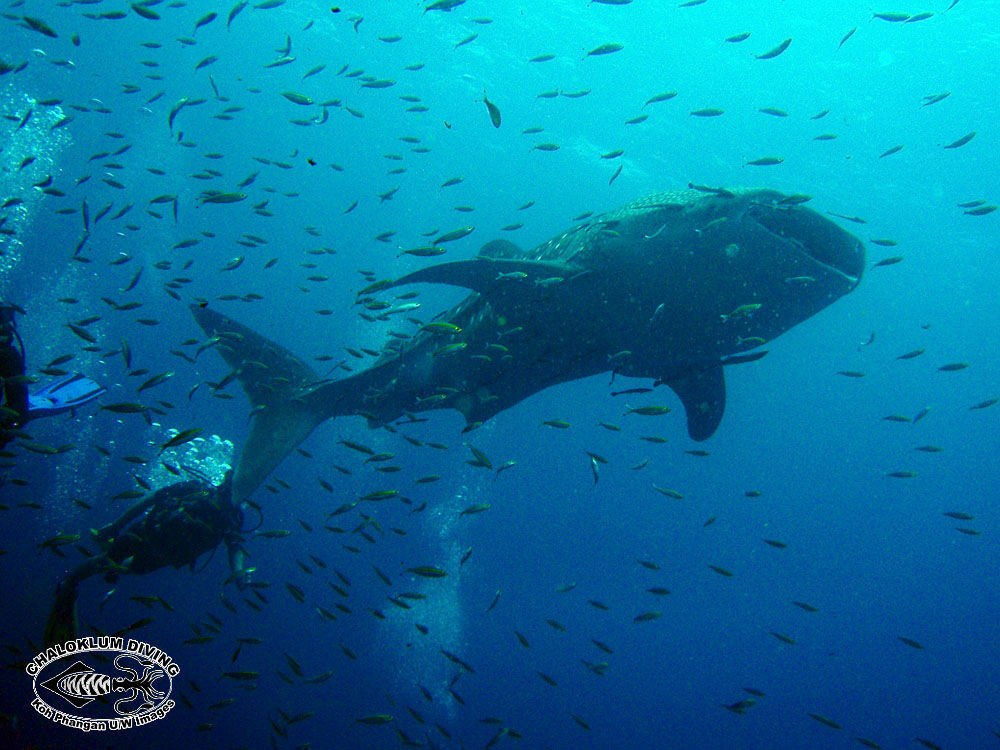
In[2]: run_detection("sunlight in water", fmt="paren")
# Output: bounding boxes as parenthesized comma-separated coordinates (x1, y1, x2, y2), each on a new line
(0, 84, 71, 286)
(383, 482, 469, 723)
(383, 413, 495, 726)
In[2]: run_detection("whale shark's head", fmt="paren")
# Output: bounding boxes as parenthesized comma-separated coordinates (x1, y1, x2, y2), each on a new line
(737, 189, 865, 291)
(629, 187, 867, 380)
(668, 188, 867, 351)
(624, 187, 868, 441)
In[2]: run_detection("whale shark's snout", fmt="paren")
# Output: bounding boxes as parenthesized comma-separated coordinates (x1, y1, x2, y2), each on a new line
(744, 200, 865, 289)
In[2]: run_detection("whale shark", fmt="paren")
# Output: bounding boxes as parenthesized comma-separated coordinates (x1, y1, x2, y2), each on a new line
(191, 187, 865, 502)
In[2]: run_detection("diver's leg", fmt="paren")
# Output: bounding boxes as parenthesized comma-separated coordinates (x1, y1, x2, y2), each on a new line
(44, 559, 103, 647)
(25, 374, 106, 419)
(0, 343, 28, 417)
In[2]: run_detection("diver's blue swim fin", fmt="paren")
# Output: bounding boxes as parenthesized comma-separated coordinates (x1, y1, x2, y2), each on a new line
(26, 373, 106, 419)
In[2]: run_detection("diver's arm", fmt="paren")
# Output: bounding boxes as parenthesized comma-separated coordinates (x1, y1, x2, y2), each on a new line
(99, 480, 204, 542)
(95, 494, 158, 543)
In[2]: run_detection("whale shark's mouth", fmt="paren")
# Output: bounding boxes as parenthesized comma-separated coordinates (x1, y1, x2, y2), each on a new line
(746, 203, 865, 287)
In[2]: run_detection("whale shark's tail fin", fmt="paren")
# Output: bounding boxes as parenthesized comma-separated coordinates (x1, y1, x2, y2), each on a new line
(190, 304, 335, 503)
(189, 305, 403, 502)
(231, 394, 329, 504)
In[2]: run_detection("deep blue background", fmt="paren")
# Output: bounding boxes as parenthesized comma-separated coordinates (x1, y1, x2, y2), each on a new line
(1, 1, 997, 748)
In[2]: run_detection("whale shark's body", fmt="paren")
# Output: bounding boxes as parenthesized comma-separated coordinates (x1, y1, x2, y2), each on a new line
(192, 187, 865, 502)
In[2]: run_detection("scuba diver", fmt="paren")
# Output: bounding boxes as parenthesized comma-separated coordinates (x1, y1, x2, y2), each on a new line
(44, 468, 256, 647)
(1, 301, 105, 448)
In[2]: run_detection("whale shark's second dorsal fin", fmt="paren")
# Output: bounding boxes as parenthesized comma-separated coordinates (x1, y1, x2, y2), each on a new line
(387, 257, 585, 296)
(661, 365, 726, 442)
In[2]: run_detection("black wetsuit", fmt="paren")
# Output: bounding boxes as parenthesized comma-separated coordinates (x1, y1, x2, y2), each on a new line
(45, 475, 245, 647)
(99, 478, 243, 576)
(0, 307, 28, 448)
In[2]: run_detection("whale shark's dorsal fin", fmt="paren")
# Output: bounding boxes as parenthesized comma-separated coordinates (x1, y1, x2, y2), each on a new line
(661, 365, 726, 442)
(190, 304, 329, 503)
(478, 238, 523, 258)
(387, 257, 585, 295)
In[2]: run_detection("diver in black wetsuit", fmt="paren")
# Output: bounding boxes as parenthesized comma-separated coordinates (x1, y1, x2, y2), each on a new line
(44, 469, 253, 647)
(0, 302, 28, 448)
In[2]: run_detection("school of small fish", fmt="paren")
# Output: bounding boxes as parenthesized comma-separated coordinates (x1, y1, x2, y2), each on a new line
(1, 1, 995, 748)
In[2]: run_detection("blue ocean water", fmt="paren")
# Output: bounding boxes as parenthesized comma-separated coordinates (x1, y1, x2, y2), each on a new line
(1, 1, 998, 748)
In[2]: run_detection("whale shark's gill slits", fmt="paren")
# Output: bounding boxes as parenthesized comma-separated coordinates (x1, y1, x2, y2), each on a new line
(792, 243, 862, 286)
(644, 224, 667, 240)
(746, 203, 864, 285)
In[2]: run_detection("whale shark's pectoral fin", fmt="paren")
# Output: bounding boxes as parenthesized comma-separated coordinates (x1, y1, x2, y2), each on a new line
(662, 365, 726, 442)
(389, 258, 585, 297)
